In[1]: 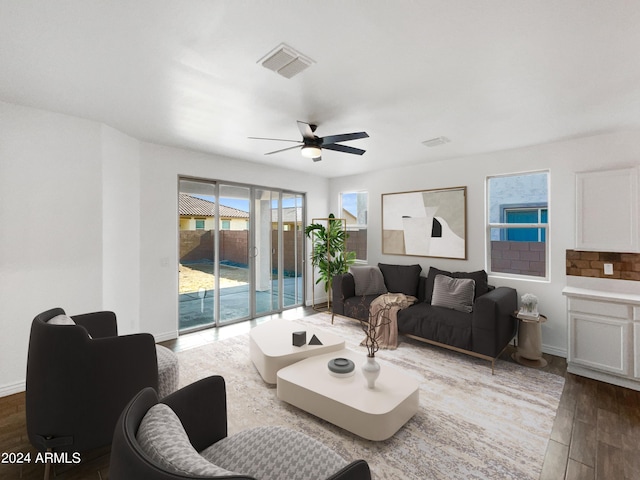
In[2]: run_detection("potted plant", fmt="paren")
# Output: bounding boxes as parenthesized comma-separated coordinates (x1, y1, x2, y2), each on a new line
(305, 214, 356, 310)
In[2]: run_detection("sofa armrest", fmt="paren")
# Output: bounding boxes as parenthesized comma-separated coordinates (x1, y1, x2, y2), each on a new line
(332, 273, 356, 316)
(327, 459, 371, 480)
(471, 287, 518, 358)
(162, 376, 228, 452)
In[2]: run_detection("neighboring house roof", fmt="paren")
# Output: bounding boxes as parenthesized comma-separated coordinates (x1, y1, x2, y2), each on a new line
(271, 207, 303, 223)
(342, 208, 357, 224)
(179, 193, 248, 218)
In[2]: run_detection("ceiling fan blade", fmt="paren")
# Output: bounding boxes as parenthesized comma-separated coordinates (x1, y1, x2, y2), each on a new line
(297, 121, 315, 140)
(321, 132, 369, 145)
(322, 143, 366, 155)
(312, 155, 322, 162)
(264, 145, 302, 155)
(248, 136, 301, 143)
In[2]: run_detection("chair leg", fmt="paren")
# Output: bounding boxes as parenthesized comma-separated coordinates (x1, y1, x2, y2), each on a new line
(43, 449, 51, 480)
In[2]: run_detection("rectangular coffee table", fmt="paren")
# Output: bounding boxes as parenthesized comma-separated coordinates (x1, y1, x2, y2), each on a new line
(277, 349, 420, 441)
(250, 318, 345, 384)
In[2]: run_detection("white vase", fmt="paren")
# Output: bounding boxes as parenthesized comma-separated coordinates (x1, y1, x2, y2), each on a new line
(362, 355, 380, 389)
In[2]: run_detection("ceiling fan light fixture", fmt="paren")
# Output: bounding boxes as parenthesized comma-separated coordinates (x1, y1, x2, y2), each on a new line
(301, 145, 322, 158)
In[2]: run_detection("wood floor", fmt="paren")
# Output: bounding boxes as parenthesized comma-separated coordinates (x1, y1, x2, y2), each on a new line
(2, 307, 638, 479)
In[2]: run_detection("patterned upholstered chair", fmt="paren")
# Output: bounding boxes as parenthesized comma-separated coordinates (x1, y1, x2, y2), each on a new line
(26, 307, 179, 470)
(110, 376, 372, 480)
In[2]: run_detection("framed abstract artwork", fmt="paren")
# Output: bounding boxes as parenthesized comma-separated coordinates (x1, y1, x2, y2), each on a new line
(382, 186, 467, 259)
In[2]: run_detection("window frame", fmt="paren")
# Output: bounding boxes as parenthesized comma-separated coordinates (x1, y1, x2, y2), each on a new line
(339, 191, 368, 263)
(486, 170, 550, 281)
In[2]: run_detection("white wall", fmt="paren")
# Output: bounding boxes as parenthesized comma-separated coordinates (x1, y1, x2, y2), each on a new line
(329, 130, 640, 356)
(0, 102, 104, 394)
(0, 101, 329, 395)
(101, 124, 141, 334)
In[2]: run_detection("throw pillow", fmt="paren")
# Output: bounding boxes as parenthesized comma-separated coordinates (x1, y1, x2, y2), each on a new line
(202, 426, 347, 480)
(431, 274, 476, 313)
(136, 403, 235, 477)
(349, 266, 388, 296)
(378, 263, 422, 297)
(48, 314, 76, 325)
(425, 267, 489, 303)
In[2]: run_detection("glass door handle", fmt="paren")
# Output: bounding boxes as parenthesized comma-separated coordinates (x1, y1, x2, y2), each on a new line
(251, 246, 259, 258)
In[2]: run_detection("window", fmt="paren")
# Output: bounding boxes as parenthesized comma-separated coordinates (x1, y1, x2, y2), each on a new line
(340, 191, 368, 262)
(487, 172, 549, 279)
(221, 220, 231, 230)
(195, 219, 205, 230)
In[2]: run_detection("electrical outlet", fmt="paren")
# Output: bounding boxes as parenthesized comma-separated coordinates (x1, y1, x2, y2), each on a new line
(604, 263, 614, 275)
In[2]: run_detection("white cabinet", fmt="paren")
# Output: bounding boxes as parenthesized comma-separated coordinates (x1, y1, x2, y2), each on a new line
(575, 167, 639, 252)
(563, 287, 640, 391)
(635, 324, 640, 379)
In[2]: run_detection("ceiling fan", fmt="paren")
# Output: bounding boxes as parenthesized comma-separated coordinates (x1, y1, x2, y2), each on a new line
(249, 121, 369, 162)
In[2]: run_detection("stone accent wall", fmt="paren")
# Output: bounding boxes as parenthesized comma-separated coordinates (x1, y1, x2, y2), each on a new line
(566, 250, 640, 281)
(491, 241, 546, 277)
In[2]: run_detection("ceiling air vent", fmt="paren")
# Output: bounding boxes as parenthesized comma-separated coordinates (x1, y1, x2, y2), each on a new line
(422, 136, 450, 147)
(259, 43, 314, 79)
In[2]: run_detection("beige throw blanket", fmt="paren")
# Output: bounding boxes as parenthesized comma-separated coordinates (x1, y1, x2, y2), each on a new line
(361, 293, 417, 350)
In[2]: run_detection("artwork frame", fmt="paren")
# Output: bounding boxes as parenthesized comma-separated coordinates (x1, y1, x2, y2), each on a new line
(382, 186, 467, 259)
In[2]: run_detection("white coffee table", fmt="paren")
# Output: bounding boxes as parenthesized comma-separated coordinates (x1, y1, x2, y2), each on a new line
(277, 349, 420, 441)
(249, 318, 345, 384)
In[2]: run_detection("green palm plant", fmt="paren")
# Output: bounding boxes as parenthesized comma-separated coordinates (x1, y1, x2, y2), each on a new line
(305, 214, 356, 308)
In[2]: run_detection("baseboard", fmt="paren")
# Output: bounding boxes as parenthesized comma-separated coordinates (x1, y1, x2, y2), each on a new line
(568, 363, 640, 392)
(154, 330, 178, 343)
(0, 380, 25, 398)
(542, 344, 567, 358)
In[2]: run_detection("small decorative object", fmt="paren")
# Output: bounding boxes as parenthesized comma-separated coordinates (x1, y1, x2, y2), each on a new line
(518, 293, 539, 320)
(292, 331, 306, 347)
(308, 334, 323, 345)
(327, 357, 355, 378)
(361, 356, 380, 389)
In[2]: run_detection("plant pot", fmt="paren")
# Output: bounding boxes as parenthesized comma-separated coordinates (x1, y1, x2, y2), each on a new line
(362, 355, 380, 389)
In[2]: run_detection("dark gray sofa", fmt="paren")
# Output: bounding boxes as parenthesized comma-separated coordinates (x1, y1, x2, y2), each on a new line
(332, 264, 518, 373)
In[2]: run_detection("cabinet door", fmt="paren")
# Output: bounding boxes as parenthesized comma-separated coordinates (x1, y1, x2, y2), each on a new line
(576, 167, 639, 252)
(569, 312, 631, 375)
(635, 324, 640, 379)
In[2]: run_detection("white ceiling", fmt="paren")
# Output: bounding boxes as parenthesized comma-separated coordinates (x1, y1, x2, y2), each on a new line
(1, 1, 639, 178)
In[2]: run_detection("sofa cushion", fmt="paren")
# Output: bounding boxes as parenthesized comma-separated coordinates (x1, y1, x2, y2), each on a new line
(136, 403, 235, 477)
(431, 274, 475, 313)
(350, 265, 388, 296)
(378, 263, 422, 297)
(48, 314, 76, 325)
(397, 302, 472, 351)
(425, 267, 489, 303)
(202, 425, 348, 480)
(344, 294, 379, 321)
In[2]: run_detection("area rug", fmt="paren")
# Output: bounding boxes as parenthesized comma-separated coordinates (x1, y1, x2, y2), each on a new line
(177, 313, 564, 480)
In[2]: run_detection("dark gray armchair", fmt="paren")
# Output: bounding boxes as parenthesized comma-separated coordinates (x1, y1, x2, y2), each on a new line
(26, 307, 159, 456)
(110, 376, 372, 480)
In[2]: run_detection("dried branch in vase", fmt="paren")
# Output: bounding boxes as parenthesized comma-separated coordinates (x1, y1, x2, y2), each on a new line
(361, 302, 393, 358)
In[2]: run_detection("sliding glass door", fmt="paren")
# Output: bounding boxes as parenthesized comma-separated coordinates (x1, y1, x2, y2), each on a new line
(217, 184, 251, 325)
(178, 178, 304, 332)
(178, 179, 216, 330)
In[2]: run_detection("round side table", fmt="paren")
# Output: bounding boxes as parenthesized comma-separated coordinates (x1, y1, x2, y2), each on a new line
(512, 313, 547, 368)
